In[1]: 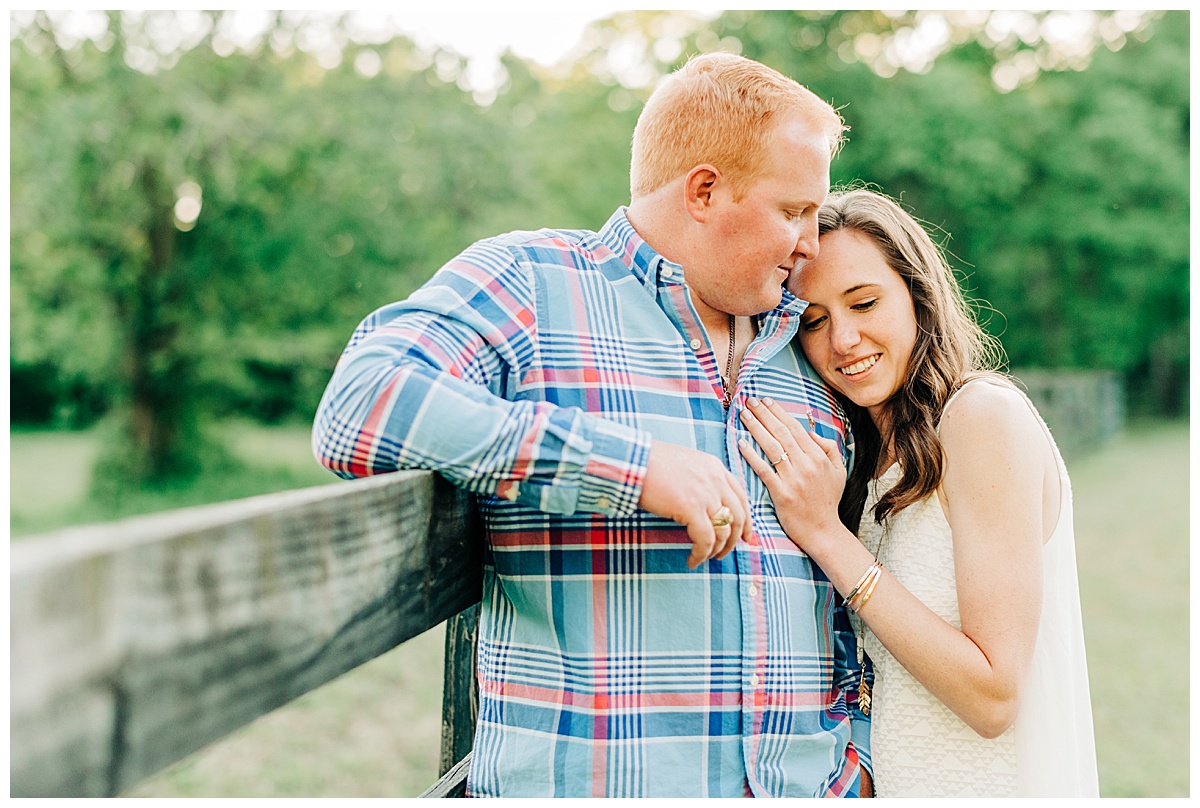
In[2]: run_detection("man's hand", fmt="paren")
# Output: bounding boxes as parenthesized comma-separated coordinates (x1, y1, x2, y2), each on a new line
(637, 440, 754, 568)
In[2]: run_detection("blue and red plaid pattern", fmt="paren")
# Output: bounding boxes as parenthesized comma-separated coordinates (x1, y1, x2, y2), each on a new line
(313, 208, 872, 797)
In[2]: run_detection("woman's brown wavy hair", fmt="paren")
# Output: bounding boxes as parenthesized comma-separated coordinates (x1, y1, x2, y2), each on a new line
(814, 189, 1007, 533)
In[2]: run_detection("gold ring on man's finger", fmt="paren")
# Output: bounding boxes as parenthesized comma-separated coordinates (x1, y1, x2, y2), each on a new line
(710, 506, 734, 528)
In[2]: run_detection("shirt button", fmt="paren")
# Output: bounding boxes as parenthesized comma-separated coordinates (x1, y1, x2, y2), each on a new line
(689, 338, 702, 350)
(502, 484, 519, 501)
(662, 266, 674, 278)
(596, 495, 611, 510)
(750, 673, 760, 687)
(748, 584, 758, 597)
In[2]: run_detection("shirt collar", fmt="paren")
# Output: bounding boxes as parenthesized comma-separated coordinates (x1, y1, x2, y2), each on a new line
(775, 286, 809, 317)
(599, 207, 683, 290)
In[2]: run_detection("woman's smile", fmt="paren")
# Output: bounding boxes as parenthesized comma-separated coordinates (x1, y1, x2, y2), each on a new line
(838, 353, 881, 377)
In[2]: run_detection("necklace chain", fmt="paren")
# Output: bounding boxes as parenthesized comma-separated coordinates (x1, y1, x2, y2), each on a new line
(722, 314, 736, 408)
(853, 509, 887, 717)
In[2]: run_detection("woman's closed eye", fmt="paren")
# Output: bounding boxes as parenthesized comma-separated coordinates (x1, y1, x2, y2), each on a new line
(800, 298, 877, 331)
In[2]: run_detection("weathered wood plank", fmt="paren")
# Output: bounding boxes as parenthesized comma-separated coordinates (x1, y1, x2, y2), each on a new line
(439, 603, 480, 776)
(420, 752, 472, 798)
(11, 471, 483, 797)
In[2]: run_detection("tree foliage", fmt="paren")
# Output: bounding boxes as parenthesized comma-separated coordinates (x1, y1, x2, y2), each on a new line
(9, 10, 1189, 490)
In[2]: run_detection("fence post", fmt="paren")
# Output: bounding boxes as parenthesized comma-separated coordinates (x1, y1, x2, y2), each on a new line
(1012, 369, 1124, 460)
(439, 603, 480, 777)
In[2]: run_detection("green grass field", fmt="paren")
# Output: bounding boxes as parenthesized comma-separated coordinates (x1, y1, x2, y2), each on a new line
(9, 421, 334, 538)
(9, 419, 1189, 796)
(1070, 421, 1189, 797)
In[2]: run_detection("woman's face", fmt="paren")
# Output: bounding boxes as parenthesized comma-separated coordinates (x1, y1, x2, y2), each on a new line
(789, 227, 919, 427)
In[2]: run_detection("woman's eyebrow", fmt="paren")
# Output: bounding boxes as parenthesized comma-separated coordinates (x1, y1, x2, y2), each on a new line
(841, 283, 881, 296)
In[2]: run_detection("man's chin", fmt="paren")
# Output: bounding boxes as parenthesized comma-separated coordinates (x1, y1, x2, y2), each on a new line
(711, 290, 782, 316)
(757, 288, 784, 313)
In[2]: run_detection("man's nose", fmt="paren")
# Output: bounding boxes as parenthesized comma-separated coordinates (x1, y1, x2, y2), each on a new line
(792, 218, 819, 262)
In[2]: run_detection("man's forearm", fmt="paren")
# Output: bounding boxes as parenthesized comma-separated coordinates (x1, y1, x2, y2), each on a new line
(313, 327, 651, 515)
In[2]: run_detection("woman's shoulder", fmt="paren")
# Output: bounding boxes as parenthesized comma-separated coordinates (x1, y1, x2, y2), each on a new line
(938, 377, 1048, 461)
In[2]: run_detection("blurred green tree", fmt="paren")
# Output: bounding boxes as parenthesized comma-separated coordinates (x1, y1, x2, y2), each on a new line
(9, 9, 1189, 498)
(10, 11, 522, 491)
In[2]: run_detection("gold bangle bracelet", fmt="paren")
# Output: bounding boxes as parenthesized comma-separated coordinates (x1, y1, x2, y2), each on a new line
(850, 564, 884, 613)
(843, 560, 878, 605)
(847, 562, 881, 611)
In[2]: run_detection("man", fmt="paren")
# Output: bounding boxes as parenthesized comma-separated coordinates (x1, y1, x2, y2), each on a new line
(313, 52, 872, 797)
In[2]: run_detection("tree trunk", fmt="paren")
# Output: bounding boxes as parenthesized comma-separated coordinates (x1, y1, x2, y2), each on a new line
(98, 158, 201, 488)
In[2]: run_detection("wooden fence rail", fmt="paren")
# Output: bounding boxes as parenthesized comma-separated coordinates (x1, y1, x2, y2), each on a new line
(10, 471, 484, 798)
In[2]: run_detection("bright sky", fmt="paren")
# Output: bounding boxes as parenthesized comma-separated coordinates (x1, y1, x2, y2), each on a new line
(19, 7, 1148, 97)
(395, 6, 632, 66)
(17, 7, 728, 99)
(386, 5, 653, 94)
(344, 4, 727, 60)
(345, 5, 722, 95)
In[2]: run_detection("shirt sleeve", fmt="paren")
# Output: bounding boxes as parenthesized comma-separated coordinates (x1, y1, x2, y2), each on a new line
(832, 601, 874, 780)
(312, 239, 652, 517)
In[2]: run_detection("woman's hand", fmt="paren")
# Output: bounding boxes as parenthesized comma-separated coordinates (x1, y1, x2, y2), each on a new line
(737, 397, 847, 554)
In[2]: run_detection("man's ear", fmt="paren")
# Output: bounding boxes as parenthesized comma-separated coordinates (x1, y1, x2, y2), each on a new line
(683, 164, 720, 222)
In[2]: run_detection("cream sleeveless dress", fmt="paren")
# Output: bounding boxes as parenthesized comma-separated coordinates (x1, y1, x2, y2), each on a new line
(854, 379, 1099, 797)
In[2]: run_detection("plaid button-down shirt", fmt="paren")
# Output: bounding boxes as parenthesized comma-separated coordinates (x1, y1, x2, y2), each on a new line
(313, 208, 872, 797)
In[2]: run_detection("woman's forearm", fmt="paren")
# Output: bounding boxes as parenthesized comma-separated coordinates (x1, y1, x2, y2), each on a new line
(806, 525, 1022, 738)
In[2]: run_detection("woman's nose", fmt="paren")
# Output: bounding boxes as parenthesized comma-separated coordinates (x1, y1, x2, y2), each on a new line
(829, 318, 861, 354)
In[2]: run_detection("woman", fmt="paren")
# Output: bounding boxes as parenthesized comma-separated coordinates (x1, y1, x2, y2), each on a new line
(737, 189, 1098, 796)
